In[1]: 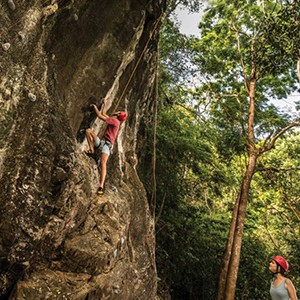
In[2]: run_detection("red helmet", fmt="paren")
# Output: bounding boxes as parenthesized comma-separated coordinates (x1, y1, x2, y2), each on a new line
(118, 111, 127, 121)
(273, 256, 289, 272)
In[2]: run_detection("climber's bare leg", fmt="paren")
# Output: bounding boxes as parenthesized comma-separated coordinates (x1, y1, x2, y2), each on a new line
(85, 128, 97, 153)
(99, 152, 109, 189)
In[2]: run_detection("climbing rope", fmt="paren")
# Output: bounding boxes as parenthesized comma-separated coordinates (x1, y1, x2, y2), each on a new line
(1, 0, 164, 95)
(113, 12, 164, 112)
(1, 1, 164, 112)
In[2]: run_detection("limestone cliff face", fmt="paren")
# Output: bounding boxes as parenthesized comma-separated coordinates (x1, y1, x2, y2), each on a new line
(0, 1, 165, 299)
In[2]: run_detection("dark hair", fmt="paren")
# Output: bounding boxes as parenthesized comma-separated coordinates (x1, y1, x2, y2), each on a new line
(275, 262, 286, 275)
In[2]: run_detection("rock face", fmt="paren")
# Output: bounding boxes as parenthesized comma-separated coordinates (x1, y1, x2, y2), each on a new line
(0, 0, 165, 299)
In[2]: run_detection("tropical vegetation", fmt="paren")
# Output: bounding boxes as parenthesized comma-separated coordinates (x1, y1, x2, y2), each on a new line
(139, 0, 300, 299)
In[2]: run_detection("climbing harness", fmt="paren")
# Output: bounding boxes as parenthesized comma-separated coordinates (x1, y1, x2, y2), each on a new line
(96, 139, 113, 154)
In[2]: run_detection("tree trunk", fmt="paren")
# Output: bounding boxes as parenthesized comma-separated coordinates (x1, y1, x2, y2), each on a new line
(217, 65, 258, 300)
(216, 153, 258, 300)
(216, 191, 240, 300)
(224, 153, 258, 300)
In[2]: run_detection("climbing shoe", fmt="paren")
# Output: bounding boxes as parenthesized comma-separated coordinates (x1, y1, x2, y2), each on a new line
(97, 187, 104, 196)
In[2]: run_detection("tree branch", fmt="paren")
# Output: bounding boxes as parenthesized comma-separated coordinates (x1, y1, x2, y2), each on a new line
(261, 122, 300, 153)
(256, 166, 300, 173)
(231, 20, 250, 94)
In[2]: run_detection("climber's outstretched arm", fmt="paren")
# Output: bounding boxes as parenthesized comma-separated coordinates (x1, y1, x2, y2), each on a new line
(91, 99, 108, 120)
(100, 99, 109, 118)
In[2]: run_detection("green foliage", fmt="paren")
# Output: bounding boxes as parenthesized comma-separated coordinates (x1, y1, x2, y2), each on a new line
(139, 1, 300, 299)
(247, 132, 300, 290)
(158, 18, 198, 111)
(138, 105, 237, 299)
(258, 1, 300, 75)
(159, 18, 194, 85)
(156, 211, 230, 299)
(165, 0, 203, 15)
(140, 104, 230, 207)
(236, 234, 271, 300)
(254, 132, 300, 238)
(190, 0, 299, 138)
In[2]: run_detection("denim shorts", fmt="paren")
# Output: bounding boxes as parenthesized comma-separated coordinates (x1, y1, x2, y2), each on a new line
(95, 137, 111, 155)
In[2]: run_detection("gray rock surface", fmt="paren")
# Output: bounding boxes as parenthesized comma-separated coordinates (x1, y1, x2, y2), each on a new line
(0, 0, 165, 298)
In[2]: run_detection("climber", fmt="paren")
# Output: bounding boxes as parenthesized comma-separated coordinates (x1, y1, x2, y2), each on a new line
(85, 99, 127, 196)
(269, 255, 298, 300)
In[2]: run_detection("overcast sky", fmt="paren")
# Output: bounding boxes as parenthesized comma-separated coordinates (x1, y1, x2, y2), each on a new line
(175, 7, 204, 36)
(175, 5, 204, 36)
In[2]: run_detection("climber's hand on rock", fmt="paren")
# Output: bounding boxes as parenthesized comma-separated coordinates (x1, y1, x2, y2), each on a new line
(90, 104, 97, 111)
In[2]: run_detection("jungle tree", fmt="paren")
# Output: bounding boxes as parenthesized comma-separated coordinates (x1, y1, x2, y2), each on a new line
(189, 0, 300, 299)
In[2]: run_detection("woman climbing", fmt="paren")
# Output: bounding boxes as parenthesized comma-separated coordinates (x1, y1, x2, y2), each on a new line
(269, 255, 298, 300)
(85, 99, 127, 196)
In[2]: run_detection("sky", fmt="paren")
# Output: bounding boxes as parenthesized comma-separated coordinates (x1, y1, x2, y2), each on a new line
(173, 6, 299, 115)
(175, 6, 204, 36)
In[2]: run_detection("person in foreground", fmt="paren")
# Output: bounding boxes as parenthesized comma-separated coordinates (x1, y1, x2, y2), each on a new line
(269, 255, 298, 300)
(85, 99, 127, 196)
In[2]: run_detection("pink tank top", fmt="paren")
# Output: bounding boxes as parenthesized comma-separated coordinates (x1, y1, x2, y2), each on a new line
(103, 117, 120, 145)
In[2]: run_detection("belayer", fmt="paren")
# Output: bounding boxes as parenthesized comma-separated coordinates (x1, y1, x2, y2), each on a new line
(269, 255, 298, 300)
(85, 99, 127, 196)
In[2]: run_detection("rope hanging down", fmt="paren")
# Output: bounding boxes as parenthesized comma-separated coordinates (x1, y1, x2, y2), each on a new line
(113, 12, 164, 112)
(2, 1, 164, 112)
